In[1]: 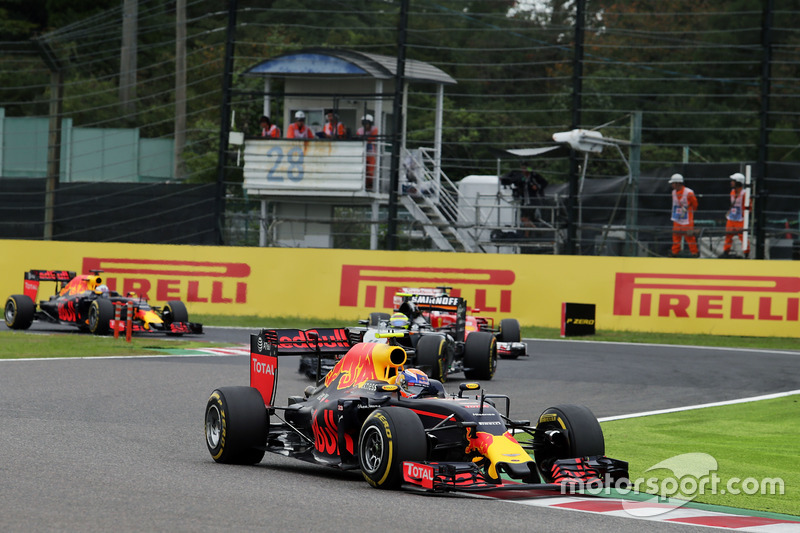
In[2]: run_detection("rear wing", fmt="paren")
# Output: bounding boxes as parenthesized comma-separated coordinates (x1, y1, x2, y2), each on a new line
(250, 328, 353, 406)
(23, 270, 76, 301)
(397, 293, 468, 343)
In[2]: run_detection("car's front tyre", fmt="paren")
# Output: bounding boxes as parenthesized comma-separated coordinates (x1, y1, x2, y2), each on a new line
(533, 404, 605, 483)
(358, 408, 427, 489)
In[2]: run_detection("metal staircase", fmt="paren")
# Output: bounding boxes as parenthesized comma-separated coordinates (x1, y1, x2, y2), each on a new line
(399, 148, 482, 252)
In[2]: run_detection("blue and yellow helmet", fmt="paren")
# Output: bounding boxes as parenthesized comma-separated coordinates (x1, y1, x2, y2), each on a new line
(389, 312, 410, 328)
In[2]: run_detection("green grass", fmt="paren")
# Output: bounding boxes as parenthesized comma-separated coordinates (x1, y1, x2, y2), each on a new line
(0, 329, 222, 358)
(602, 395, 800, 516)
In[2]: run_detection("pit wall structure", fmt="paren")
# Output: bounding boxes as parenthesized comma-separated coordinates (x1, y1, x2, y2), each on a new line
(1, 239, 798, 339)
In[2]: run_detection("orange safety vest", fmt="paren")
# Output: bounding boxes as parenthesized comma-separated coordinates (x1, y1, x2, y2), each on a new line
(671, 186, 698, 226)
(287, 123, 313, 139)
(323, 122, 346, 138)
(262, 125, 281, 138)
(357, 126, 379, 152)
(726, 188, 746, 222)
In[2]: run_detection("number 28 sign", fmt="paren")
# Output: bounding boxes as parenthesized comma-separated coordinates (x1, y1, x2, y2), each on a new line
(264, 145, 304, 182)
(243, 140, 368, 192)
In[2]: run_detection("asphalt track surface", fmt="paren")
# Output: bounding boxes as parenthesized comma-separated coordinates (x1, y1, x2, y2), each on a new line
(2, 325, 799, 532)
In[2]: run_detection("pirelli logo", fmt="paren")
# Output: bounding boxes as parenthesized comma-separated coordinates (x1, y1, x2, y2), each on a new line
(339, 265, 515, 312)
(614, 273, 800, 321)
(82, 257, 250, 304)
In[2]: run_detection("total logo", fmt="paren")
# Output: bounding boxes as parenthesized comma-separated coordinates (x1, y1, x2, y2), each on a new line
(252, 358, 275, 376)
(404, 462, 434, 482)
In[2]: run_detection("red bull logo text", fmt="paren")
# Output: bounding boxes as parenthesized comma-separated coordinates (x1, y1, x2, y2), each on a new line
(339, 265, 515, 312)
(614, 273, 800, 321)
(82, 257, 250, 304)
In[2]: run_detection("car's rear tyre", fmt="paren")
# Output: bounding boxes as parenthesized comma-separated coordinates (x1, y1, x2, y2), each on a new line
(88, 298, 114, 335)
(533, 404, 605, 483)
(4, 295, 35, 330)
(463, 331, 497, 380)
(368, 312, 390, 326)
(415, 334, 448, 382)
(359, 407, 427, 489)
(498, 318, 521, 343)
(205, 387, 268, 465)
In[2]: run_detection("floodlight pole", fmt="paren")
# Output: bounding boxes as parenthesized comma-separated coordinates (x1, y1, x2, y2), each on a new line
(35, 38, 65, 241)
(386, 0, 409, 251)
(625, 111, 642, 256)
(566, 0, 585, 255)
(754, 0, 773, 260)
(215, 0, 238, 245)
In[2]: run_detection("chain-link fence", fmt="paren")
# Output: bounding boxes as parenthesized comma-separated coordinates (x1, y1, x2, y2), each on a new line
(2, 1, 798, 258)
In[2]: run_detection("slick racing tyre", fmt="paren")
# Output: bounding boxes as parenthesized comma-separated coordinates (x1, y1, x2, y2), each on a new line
(359, 408, 427, 489)
(368, 312, 390, 326)
(463, 331, 497, 380)
(415, 334, 449, 382)
(163, 300, 188, 335)
(205, 387, 268, 465)
(498, 318, 521, 343)
(4, 295, 35, 330)
(533, 404, 605, 483)
(88, 298, 115, 335)
(164, 300, 188, 323)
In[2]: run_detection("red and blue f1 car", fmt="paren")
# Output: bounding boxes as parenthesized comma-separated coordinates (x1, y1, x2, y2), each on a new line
(4, 269, 202, 335)
(204, 328, 627, 492)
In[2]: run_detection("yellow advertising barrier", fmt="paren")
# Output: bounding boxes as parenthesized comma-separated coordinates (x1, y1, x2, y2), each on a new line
(1, 239, 798, 338)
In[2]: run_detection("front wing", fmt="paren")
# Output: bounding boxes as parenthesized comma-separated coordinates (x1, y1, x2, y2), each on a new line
(497, 341, 527, 357)
(108, 319, 203, 334)
(402, 456, 628, 493)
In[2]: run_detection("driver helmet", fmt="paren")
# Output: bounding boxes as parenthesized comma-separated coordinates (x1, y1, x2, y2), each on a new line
(389, 312, 410, 329)
(96, 284, 109, 294)
(396, 368, 431, 398)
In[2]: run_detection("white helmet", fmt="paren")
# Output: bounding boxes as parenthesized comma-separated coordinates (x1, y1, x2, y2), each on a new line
(668, 173, 684, 184)
(730, 172, 745, 184)
(294, 110, 305, 120)
(362, 114, 374, 123)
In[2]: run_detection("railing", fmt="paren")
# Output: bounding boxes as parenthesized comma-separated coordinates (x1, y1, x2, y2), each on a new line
(401, 147, 481, 251)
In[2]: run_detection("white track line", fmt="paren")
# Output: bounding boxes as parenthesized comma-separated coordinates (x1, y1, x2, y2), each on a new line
(599, 389, 800, 422)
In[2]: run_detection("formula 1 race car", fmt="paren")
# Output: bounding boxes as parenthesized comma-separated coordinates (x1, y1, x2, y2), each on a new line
(204, 327, 627, 493)
(4, 269, 203, 335)
(298, 316, 496, 383)
(391, 287, 527, 359)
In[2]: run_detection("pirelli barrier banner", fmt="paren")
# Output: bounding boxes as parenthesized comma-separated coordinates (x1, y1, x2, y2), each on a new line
(1, 239, 798, 339)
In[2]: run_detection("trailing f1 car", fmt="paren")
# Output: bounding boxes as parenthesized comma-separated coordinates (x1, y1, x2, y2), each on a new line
(298, 313, 496, 383)
(204, 328, 627, 493)
(393, 287, 527, 359)
(4, 269, 203, 335)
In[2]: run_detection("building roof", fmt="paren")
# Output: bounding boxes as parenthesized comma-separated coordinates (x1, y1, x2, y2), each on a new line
(244, 48, 457, 86)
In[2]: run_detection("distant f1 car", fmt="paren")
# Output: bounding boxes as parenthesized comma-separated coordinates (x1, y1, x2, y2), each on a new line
(205, 327, 627, 493)
(392, 287, 528, 359)
(4, 269, 203, 335)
